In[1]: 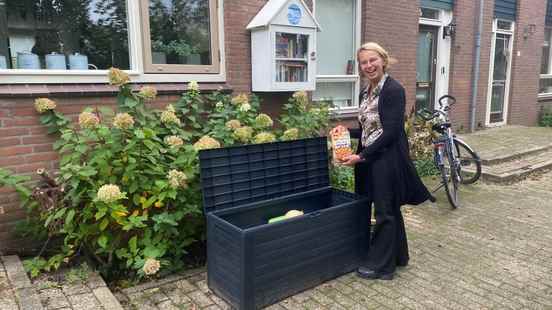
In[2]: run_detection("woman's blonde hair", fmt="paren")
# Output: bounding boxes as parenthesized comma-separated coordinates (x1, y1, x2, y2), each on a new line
(356, 42, 397, 72)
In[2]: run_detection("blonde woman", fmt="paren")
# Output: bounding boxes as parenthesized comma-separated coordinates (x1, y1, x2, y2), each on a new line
(333, 42, 433, 280)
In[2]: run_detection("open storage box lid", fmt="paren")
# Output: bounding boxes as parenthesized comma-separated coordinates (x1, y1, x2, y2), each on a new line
(198, 137, 330, 214)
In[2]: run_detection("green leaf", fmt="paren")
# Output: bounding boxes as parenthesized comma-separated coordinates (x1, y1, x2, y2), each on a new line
(97, 235, 108, 248)
(143, 140, 156, 150)
(99, 218, 109, 231)
(143, 196, 157, 208)
(95, 209, 107, 220)
(143, 246, 162, 259)
(134, 129, 145, 139)
(53, 208, 67, 220)
(124, 97, 139, 108)
(40, 114, 53, 124)
(129, 182, 139, 194)
(65, 209, 75, 225)
(154, 180, 167, 190)
(115, 248, 128, 259)
(129, 236, 138, 255)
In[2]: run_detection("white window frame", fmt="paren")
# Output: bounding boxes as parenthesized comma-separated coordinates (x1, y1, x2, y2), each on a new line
(312, 0, 361, 117)
(418, 7, 453, 110)
(485, 18, 515, 127)
(539, 26, 552, 98)
(0, 0, 226, 84)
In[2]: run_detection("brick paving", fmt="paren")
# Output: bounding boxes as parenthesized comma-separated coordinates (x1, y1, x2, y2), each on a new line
(31, 264, 124, 310)
(116, 170, 552, 309)
(0, 258, 19, 310)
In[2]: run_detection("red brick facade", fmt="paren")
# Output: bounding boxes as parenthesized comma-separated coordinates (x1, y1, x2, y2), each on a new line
(508, 0, 546, 126)
(0, 0, 547, 250)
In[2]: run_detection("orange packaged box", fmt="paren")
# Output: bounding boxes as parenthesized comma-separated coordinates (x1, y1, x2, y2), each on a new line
(330, 125, 353, 163)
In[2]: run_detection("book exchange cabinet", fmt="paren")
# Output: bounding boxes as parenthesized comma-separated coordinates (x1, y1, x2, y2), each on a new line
(199, 137, 370, 310)
(247, 0, 321, 92)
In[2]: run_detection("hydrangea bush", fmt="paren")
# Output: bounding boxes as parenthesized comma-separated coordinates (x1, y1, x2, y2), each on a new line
(18, 68, 333, 281)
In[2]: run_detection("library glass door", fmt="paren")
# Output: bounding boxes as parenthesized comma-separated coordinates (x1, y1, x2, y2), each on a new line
(416, 25, 438, 111)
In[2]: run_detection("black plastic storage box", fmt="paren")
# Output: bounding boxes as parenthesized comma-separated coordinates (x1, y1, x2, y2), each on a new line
(199, 137, 370, 310)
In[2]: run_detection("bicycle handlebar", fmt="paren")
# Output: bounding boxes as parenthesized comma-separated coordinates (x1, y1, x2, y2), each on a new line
(438, 95, 456, 109)
(416, 95, 457, 121)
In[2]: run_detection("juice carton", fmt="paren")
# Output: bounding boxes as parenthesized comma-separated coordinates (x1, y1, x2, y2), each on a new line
(330, 125, 353, 164)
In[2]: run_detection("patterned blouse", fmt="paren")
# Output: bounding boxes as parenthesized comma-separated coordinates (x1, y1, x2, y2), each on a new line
(358, 73, 388, 148)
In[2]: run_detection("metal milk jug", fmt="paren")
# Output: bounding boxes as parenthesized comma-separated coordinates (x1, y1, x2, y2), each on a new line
(17, 52, 40, 69)
(69, 53, 88, 70)
(0, 55, 7, 69)
(45, 52, 67, 69)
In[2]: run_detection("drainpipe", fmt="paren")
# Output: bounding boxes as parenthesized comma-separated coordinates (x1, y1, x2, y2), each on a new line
(470, 0, 484, 132)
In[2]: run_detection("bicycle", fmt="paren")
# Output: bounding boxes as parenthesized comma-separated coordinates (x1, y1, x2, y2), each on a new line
(418, 95, 482, 209)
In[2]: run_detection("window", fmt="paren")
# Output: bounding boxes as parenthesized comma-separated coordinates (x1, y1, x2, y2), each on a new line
(540, 27, 552, 95)
(312, 82, 355, 108)
(0, 0, 129, 70)
(140, 0, 219, 73)
(313, 0, 359, 111)
(420, 7, 440, 20)
(0, 0, 225, 83)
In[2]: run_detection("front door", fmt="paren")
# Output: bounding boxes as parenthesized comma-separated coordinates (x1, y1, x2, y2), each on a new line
(487, 20, 514, 126)
(416, 25, 439, 111)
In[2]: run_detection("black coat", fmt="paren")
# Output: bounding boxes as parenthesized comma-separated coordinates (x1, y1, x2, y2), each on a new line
(350, 76, 431, 206)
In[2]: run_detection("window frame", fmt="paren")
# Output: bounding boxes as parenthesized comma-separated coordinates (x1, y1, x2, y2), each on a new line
(539, 26, 552, 97)
(485, 18, 515, 126)
(139, 0, 220, 74)
(0, 0, 226, 84)
(312, 0, 361, 117)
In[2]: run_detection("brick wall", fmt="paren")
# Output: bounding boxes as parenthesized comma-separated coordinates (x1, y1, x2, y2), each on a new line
(507, 0, 545, 126)
(448, 0, 494, 131)
(224, 0, 264, 94)
(362, 0, 419, 113)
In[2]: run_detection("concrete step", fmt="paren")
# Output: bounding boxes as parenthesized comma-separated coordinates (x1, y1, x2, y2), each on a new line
(480, 144, 552, 166)
(475, 147, 552, 183)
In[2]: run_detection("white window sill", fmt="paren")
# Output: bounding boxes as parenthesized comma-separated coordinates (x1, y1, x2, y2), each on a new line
(538, 93, 552, 100)
(0, 70, 227, 84)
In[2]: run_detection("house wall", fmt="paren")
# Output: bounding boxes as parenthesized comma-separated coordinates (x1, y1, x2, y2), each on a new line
(448, 0, 494, 131)
(507, 0, 545, 126)
(362, 0, 419, 114)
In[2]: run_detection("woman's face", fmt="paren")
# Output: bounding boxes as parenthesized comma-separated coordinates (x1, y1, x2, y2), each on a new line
(358, 50, 385, 84)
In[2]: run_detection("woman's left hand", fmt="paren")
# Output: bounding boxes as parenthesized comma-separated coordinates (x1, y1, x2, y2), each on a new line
(341, 154, 364, 166)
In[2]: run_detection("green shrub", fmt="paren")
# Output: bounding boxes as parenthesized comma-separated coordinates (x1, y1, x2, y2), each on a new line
(405, 109, 439, 177)
(539, 107, 552, 127)
(11, 70, 332, 281)
(330, 165, 354, 193)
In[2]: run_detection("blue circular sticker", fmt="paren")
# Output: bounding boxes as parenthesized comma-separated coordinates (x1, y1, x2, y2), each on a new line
(287, 4, 302, 25)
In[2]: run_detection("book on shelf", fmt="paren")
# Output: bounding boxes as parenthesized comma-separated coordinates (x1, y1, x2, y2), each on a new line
(276, 61, 307, 82)
(275, 35, 289, 58)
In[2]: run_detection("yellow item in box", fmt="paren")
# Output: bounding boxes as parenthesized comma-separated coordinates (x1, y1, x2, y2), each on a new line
(330, 125, 352, 163)
(268, 209, 304, 223)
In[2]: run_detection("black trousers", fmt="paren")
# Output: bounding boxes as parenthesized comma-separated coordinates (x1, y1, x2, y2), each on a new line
(354, 157, 409, 274)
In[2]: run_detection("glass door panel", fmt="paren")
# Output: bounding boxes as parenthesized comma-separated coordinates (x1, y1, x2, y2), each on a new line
(416, 26, 438, 111)
(489, 33, 510, 124)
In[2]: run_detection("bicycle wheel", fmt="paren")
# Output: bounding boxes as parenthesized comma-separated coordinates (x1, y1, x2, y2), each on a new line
(453, 138, 482, 184)
(440, 145, 460, 209)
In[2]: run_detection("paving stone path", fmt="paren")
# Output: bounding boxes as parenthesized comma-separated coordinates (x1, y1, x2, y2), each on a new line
(116, 171, 552, 309)
(0, 258, 19, 310)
